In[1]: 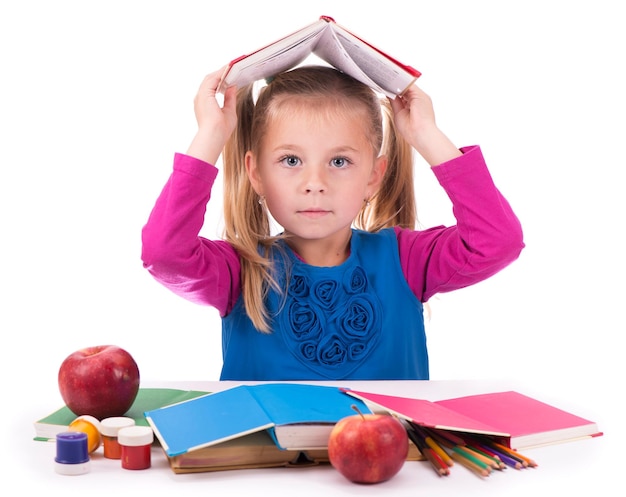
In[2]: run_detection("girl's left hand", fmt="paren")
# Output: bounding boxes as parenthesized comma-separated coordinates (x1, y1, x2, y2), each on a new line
(390, 86, 461, 166)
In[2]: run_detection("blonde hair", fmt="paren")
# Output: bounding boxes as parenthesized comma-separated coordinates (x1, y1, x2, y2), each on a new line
(222, 65, 416, 332)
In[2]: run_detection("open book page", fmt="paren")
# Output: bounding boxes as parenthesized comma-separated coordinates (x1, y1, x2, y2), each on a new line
(268, 423, 337, 450)
(168, 430, 322, 473)
(312, 27, 388, 96)
(219, 21, 327, 91)
(315, 25, 418, 98)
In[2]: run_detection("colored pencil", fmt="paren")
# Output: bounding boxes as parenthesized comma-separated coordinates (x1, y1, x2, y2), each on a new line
(411, 424, 452, 450)
(463, 443, 507, 470)
(450, 450, 490, 478)
(405, 423, 450, 476)
(485, 443, 527, 466)
(478, 443, 523, 469)
(490, 442, 537, 468)
(427, 427, 466, 446)
(457, 435, 507, 469)
(452, 446, 492, 474)
(428, 448, 451, 475)
(405, 422, 538, 477)
(468, 442, 501, 460)
(423, 447, 451, 476)
(455, 445, 502, 470)
(424, 435, 455, 467)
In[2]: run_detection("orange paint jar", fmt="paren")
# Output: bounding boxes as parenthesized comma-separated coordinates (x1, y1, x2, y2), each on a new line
(100, 417, 135, 459)
(68, 415, 102, 454)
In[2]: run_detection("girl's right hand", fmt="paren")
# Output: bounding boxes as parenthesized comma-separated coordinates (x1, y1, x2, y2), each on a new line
(186, 68, 238, 165)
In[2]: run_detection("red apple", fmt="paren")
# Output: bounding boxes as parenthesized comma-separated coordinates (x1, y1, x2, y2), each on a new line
(58, 345, 140, 420)
(328, 410, 408, 484)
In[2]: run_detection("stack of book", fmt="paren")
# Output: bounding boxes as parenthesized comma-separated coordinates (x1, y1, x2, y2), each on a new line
(143, 383, 421, 473)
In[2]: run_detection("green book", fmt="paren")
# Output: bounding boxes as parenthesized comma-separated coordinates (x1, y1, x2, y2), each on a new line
(33, 387, 208, 441)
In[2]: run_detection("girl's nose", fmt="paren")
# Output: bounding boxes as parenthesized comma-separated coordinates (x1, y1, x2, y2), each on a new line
(303, 165, 327, 193)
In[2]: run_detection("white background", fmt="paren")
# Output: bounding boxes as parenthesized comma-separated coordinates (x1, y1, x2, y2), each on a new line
(1, 0, 623, 476)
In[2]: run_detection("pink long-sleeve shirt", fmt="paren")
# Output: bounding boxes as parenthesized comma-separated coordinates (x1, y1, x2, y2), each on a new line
(142, 146, 524, 318)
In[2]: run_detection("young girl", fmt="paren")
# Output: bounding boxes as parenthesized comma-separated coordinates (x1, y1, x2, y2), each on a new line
(142, 65, 524, 381)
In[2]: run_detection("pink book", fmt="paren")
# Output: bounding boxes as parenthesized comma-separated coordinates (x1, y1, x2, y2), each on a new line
(342, 389, 603, 450)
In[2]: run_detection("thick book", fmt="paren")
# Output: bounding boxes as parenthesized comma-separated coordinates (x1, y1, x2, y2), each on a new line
(343, 389, 603, 450)
(167, 430, 329, 474)
(144, 383, 373, 457)
(168, 429, 423, 474)
(217, 15, 421, 98)
(33, 388, 208, 441)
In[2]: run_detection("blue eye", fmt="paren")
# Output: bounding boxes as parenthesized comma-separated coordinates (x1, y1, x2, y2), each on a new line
(331, 157, 349, 168)
(280, 155, 300, 167)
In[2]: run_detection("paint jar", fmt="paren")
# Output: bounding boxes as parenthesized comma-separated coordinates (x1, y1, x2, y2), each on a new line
(54, 431, 90, 475)
(118, 425, 153, 470)
(68, 415, 102, 453)
(100, 417, 135, 459)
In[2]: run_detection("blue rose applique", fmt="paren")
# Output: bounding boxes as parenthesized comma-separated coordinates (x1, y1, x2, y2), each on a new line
(316, 334, 347, 367)
(311, 279, 339, 309)
(280, 266, 382, 377)
(343, 265, 367, 294)
(284, 299, 325, 341)
(290, 273, 310, 298)
(339, 294, 379, 340)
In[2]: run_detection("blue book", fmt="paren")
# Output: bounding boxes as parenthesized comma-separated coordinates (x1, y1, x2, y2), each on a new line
(145, 383, 372, 457)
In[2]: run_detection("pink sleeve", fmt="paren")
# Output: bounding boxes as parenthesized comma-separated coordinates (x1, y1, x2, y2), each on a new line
(396, 146, 524, 302)
(141, 153, 241, 316)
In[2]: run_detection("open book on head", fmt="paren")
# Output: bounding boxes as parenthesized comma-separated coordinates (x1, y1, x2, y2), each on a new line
(217, 15, 421, 99)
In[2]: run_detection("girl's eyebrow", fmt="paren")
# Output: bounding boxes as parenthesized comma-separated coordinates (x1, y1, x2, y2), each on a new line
(271, 144, 301, 152)
(271, 144, 361, 154)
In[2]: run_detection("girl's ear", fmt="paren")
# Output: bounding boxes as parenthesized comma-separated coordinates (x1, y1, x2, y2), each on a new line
(245, 151, 263, 195)
(368, 155, 387, 191)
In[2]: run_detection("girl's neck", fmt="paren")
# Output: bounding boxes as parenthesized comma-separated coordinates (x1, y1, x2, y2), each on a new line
(286, 230, 352, 267)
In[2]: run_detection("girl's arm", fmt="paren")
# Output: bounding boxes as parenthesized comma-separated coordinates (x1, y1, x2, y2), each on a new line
(396, 145, 524, 302)
(390, 85, 523, 300)
(141, 154, 242, 316)
(141, 70, 242, 315)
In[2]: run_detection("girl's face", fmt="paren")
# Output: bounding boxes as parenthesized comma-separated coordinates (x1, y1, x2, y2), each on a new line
(246, 104, 386, 262)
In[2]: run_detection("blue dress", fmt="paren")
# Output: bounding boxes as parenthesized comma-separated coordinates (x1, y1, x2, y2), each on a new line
(220, 228, 428, 380)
